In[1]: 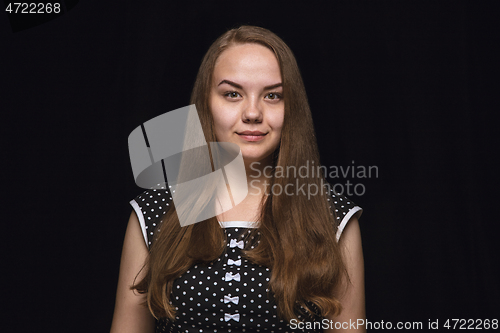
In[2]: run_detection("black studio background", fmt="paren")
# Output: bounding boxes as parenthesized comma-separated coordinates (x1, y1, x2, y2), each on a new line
(1, 1, 498, 332)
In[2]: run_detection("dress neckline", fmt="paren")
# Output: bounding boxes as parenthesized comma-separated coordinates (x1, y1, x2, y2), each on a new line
(218, 221, 259, 228)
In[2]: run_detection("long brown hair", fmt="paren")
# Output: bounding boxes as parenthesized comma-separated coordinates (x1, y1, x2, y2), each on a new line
(133, 25, 348, 321)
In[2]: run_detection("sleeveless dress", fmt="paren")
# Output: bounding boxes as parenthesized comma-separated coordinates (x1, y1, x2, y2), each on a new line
(129, 182, 362, 332)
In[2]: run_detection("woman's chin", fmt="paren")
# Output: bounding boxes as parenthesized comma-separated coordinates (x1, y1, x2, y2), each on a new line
(242, 154, 274, 167)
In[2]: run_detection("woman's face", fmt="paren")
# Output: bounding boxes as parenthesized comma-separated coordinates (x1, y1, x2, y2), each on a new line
(209, 43, 284, 167)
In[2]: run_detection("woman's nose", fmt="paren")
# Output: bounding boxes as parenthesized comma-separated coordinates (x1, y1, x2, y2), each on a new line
(241, 99, 263, 123)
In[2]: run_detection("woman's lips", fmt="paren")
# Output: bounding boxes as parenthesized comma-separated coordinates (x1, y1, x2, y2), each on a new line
(237, 133, 267, 142)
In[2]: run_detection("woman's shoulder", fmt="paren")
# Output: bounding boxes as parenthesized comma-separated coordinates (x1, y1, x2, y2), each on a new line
(322, 179, 363, 240)
(129, 188, 174, 248)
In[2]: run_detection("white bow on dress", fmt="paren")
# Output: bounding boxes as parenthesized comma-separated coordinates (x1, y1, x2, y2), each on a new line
(224, 272, 241, 282)
(223, 295, 239, 304)
(227, 259, 241, 266)
(229, 239, 244, 249)
(224, 313, 240, 322)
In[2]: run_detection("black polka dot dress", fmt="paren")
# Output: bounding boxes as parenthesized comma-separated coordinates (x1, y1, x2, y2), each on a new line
(129, 182, 362, 332)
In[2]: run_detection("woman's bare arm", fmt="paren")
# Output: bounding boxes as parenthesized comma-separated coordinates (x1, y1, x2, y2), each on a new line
(325, 216, 366, 332)
(110, 211, 155, 333)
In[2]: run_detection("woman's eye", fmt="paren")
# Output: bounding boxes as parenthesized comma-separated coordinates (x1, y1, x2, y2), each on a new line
(225, 91, 241, 98)
(266, 92, 282, 100)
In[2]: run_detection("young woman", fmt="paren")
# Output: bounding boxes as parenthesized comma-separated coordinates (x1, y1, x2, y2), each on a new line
(111, 26, 365, 332)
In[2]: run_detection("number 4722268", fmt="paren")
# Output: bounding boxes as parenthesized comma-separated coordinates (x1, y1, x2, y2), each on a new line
(5, 3, 61, 14)
(444, 319, 498, 330)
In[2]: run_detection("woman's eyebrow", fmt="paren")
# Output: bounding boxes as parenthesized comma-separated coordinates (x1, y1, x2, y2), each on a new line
(263, 83, 283, 90)
(218, 80, 243, 89)
(218, 80, 283, 90)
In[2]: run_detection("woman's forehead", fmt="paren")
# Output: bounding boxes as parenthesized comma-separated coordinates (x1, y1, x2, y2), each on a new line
(213, 44, 282, 87)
